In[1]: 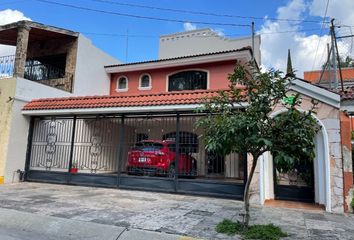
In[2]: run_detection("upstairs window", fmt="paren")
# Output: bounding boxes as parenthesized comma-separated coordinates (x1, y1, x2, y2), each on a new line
(139, 73, 151, 90)
(117, 76, 128, 91)
(168, 70, 207, 91)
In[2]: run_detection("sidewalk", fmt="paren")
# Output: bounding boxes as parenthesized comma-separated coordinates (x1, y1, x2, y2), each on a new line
(0, 182, 353, 239)
(0, 208, 196, 240)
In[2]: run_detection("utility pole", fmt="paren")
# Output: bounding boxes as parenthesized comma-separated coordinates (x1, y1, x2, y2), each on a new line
(330, 19, 338, 89)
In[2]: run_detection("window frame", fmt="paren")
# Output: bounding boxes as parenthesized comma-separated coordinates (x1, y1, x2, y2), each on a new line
(116, 75, 129, 92)
(138, 73, 152, 90)
(166, 69, 209, 92)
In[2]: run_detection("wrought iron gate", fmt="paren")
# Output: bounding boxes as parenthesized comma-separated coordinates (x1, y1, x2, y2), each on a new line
(25, 113, 246, 199)
(273, 162, 314, 203)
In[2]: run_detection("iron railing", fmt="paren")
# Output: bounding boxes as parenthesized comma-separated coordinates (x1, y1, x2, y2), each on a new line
(24, 60, 66, 81)
(0, 55, 15, 79)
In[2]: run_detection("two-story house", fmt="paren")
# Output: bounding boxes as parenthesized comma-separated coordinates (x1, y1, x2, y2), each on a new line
(0, 21, 119, 184)
(21, 43, 353, 214)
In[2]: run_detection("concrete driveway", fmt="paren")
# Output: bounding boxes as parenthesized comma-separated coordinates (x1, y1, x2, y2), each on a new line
(0, 182, 353, 239)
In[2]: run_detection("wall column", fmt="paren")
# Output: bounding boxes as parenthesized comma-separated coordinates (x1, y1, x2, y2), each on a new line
(340, 112, 354, 212)
(13, 24, 31, 78)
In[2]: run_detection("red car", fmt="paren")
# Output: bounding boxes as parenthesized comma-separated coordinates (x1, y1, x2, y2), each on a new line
(126, 140, 197, 177)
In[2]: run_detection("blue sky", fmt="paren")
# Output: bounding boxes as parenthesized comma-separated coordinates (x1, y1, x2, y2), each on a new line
(1, 0, 354, 76)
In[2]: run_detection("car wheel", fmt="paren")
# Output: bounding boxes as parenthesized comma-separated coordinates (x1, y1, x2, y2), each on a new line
(168, 164, 176, 178)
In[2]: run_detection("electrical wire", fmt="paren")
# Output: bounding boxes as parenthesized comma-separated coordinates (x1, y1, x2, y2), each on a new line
(81, 28, 323, 38)
(34, 0, 250, 27)
(91, 0, 327, 24)
(309, 0, 330, 77)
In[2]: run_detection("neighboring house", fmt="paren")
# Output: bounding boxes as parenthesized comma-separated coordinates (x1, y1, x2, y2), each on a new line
(159, 28, 261, 66)
(0, 21, 119, 184)
(304, 68, 354, 88)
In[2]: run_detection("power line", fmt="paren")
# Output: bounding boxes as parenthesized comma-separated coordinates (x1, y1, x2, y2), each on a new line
(309, 0, 330, 76)
(91, 0, 327, 24)
(82, 28, 323, 38)
(34, 0, 250, 27)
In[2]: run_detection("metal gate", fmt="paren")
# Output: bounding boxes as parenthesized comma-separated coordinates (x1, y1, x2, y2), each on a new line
(273, 162, 314, 203)
(25, 113, 247, 199)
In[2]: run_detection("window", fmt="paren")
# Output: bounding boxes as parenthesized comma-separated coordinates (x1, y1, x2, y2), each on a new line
(117, 76, 128, 91)
(168, 70, 207, 91)
(139, 74, 151, 90)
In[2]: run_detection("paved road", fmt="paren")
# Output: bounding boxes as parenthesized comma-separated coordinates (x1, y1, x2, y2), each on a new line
(0, 183, 354, 239)
(0, 208, 192, 240)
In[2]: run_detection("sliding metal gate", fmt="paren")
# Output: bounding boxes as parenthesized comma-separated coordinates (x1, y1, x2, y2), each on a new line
(25, 113, 246, 199)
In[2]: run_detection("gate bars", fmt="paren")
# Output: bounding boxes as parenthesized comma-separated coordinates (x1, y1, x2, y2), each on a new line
(25, 112, 247, 199)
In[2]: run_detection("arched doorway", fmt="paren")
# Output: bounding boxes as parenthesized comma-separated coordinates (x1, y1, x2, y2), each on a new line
(261, 109, 331, 211)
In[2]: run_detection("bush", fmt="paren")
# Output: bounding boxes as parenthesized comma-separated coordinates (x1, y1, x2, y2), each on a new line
(215, 219, 243, 236)
(351, 194, 354, 211)
(216, 219, 287, 240)
(243, 224, 288, 240)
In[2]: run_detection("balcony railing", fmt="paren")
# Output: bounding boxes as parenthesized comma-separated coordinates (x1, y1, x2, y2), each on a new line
(24, 61, 66, 81)
(0, 55, 15, 79)
(0, 56, 73, 92)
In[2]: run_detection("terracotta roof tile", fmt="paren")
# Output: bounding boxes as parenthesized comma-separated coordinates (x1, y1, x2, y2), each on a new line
(22, 89, 230, 111)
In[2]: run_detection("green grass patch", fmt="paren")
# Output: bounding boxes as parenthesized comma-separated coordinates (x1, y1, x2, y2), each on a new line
(216, 219, 288, 240)
(215, 219, 243, 236)
(243, 224, 288, 240)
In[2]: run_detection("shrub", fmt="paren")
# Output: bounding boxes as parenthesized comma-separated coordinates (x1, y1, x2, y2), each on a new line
(215, 219, 243, 236)
(243, 224, 288, 240)
(216, 219, 287, 240)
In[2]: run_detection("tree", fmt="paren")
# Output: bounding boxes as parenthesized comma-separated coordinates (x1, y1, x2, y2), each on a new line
(197, 63, 319, 227)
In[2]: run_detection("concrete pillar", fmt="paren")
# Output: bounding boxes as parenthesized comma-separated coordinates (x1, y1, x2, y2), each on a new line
(340, 112, 354, 212)
(64, 39, 78, 92)
(13, 24, 30, 78)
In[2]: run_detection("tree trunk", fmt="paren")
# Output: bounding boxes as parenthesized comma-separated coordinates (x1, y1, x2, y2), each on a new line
(243, 155, 258, 227)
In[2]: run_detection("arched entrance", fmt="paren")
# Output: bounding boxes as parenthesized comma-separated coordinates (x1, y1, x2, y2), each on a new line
(260, 109, 331, 211)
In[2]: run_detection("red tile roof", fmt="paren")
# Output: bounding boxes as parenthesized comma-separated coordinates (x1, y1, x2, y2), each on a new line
(23, 89, 230, 111)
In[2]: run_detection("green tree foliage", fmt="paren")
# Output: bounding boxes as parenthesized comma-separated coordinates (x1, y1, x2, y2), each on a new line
(197, 63, 319, 226)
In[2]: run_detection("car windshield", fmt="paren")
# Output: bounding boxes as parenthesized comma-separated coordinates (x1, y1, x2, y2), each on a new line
(134, 142, 163, 151)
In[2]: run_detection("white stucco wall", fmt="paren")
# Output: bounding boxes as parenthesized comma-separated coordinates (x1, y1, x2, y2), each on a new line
(73, 35, 120, 96)
(3, 77, 73, 183)
(159, 28, 261, 65)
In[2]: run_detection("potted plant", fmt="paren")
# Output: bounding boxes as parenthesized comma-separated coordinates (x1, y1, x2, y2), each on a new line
(70, 163, 78, 173)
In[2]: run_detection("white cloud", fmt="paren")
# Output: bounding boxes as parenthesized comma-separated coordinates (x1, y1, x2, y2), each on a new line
(259, 0, 354, 78)
(212, 28, 225, 37)
(183, 22, 197, 31)
(0, 9, 31, 57)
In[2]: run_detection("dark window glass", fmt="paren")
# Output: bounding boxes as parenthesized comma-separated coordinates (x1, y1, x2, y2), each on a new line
(163, 131, 198, 153)
(136, 133, 148, 142)
(168, 71, 207, 91)
(140, 74, 150, 88)
(134, 142, 163, 151)
(118, 77, 127, 89)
